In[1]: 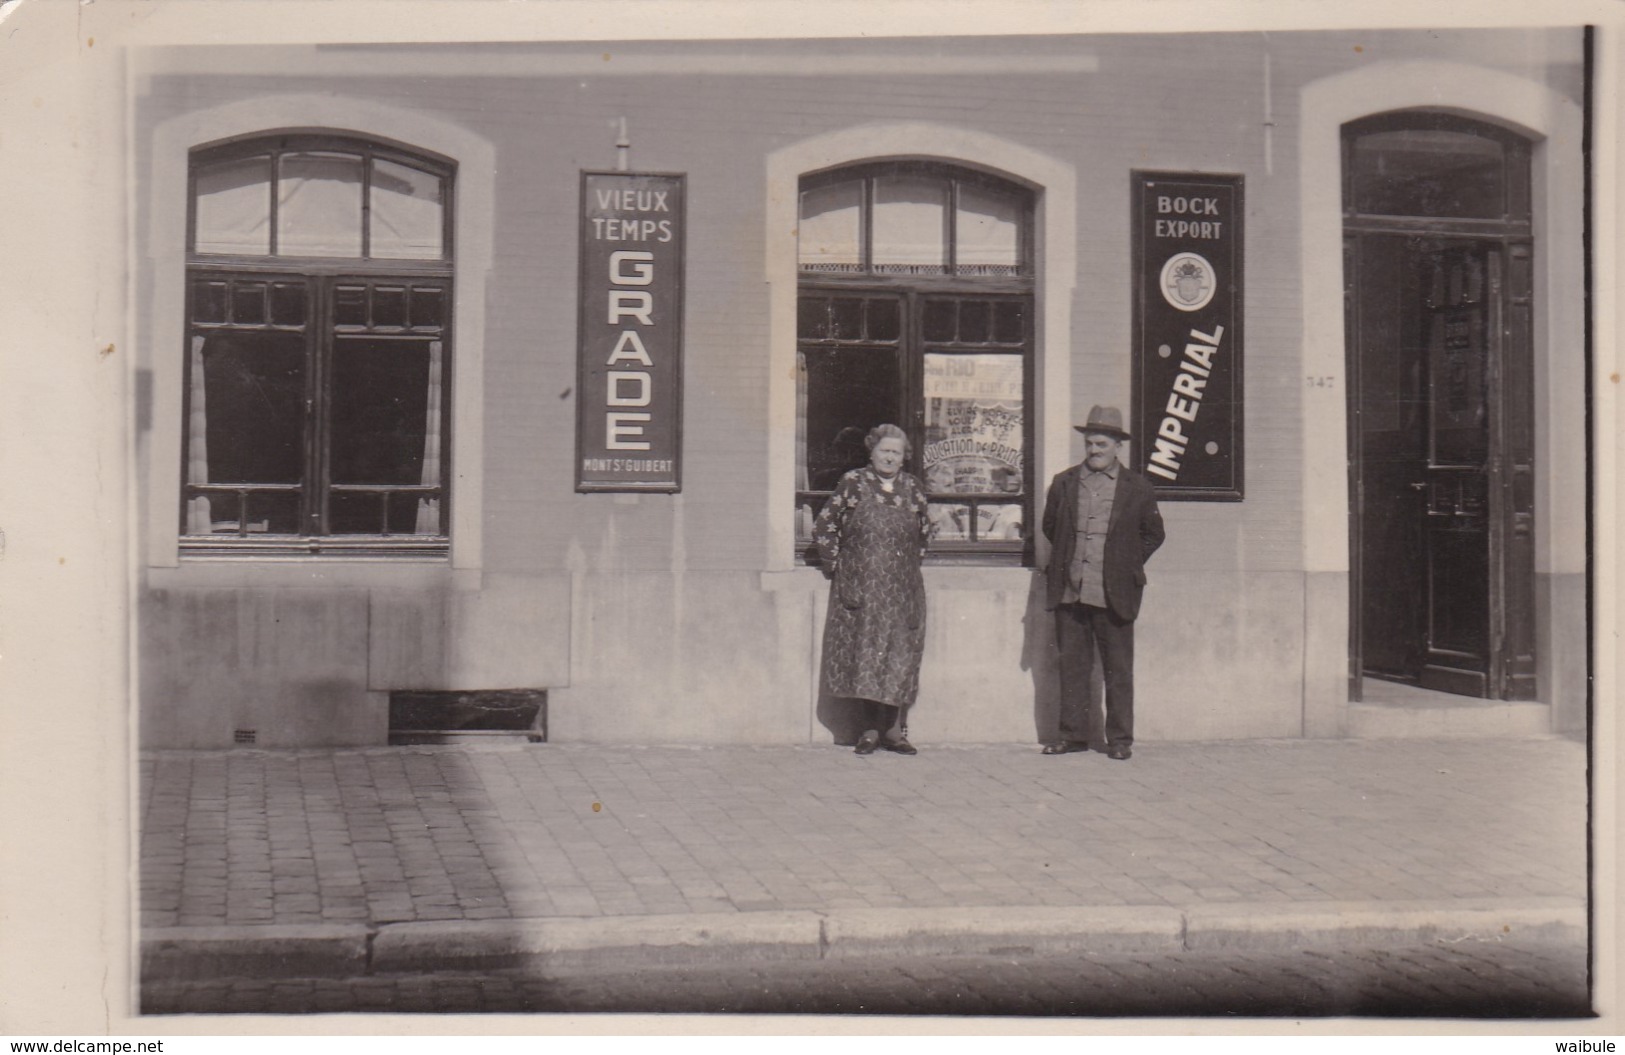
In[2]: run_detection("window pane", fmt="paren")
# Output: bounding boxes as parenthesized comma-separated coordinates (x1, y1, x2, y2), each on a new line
(922, 352, 1025, 498)
(195, 155, 271, 255)
(982, 503, 1025, 540)
(873, 176, 947, 273)
(326, 491, 441, 535)
(370, 158, 445, 259)
(328, 491, 389, 535)
(246, 492, 301, 535)
(1351, 129, 1507, 219)
(866, 298, 900, 343)
(372, 286, 408, 329)
(189, 491, 301, 536)
(956, 183, 1021, 273)
(186, 492, 239, 535)
(329, 337, 433, 486)
(277, 152, 364, 257)
(798, 297, 829, 340)
(390, 492, 441, 535)
(993, 300, 1025, 344)
(829, 298, 863, 341)
(411, 286, 446, 330)
(795, 497, 823, 546)
(270, 282, 308, 327)
(930, 502, 1024, 542)
(798, 180, 862, 272)
(230, 282, 266, 325)
(334, 285, 368, 328)
(194, 331, 306, 484)
(923, 299, 956, 343)
(928, 501, 975, 542)
(959, 300, 991, 343)
(192, 280, 228, 324)
(800, 346, 900, 491)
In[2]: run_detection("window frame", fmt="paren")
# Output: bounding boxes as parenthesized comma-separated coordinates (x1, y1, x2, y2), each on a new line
(1341, 111, 1533, 233)
(795, 162, 1036, 566)
(180, 132, 456, 559)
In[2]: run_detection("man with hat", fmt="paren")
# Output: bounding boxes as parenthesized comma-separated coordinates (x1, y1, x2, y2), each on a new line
(1040, 405, 1165, 760)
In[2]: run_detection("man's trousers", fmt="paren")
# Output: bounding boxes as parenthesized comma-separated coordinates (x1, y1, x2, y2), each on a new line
(1054, 602, 1135, 747)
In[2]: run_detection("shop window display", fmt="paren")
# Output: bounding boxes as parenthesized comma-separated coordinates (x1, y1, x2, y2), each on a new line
(795, 163, 1034, 563)
(182, 134, 454, 557)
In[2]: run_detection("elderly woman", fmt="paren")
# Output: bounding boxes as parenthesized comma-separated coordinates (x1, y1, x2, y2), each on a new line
(813, 423, 932, 755)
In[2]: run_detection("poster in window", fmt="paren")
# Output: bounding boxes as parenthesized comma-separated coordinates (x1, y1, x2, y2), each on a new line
(1131, 171, 1243, 501)
(576, 172, 685, 492)
(922, 353, 1025, 541)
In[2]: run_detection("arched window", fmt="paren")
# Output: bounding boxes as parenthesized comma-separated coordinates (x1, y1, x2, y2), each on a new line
(1343, 111, 1531, 222)
(794, 162, 1035, 563)
(181, 132, 454, 557)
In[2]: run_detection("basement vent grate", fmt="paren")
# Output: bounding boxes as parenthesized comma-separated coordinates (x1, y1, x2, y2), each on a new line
(233, 729, 257, 745)
(388, 689, 547, 746)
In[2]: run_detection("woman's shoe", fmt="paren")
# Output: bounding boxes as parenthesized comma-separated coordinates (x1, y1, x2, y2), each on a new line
(883, 736, 917, 755)
(854, 730, 880, 754)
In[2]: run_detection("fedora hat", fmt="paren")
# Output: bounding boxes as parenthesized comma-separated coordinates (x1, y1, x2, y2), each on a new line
(1073, 404, 1131, 441)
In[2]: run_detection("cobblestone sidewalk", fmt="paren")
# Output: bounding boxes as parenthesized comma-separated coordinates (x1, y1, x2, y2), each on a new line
(140, 738, 1587, 930)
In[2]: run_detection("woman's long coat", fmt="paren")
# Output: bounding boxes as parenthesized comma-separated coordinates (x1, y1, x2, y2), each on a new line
(813, 467, 932, 708)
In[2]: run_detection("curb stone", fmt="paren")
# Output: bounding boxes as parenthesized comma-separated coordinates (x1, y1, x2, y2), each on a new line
(819, 905, 1185, 958)
(140, 898, 1587, 982)
(370, 912, 825, 972)
(141, 924, 371, 982)
(1181, 897, 1588, 951)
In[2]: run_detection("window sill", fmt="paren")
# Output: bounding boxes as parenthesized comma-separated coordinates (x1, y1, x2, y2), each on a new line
(179, 534, 450, 559)
(153, 539, 476, 590)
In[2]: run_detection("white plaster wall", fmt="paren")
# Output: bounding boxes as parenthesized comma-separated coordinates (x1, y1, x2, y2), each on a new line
(549, 568, 1306, 745)
(368, 573, 573, 691)
(547, 571, 815, 743)
(140, 588, 384, 747)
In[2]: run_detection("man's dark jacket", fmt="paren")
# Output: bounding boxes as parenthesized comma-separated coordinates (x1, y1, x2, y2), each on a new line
(1040, 462, 1166, 620)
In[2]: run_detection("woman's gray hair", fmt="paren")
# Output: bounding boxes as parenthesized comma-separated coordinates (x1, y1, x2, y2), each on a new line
(864, 423, 911, 458)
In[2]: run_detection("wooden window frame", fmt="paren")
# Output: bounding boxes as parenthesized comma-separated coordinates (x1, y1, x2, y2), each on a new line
(1342, 111, 1533, 232)
(796, 163, 1036, 566)
(181, 133, 455, 559)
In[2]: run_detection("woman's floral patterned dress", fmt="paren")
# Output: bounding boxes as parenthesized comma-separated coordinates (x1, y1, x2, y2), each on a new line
(813, 467, 932, 708)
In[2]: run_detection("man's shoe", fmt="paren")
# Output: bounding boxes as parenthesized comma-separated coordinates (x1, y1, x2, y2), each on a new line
(1041, 741, 1088, 755)
(883, 736, 917, 755)
(1107, 743, 1132, 760)
(854, 730, 880, 755)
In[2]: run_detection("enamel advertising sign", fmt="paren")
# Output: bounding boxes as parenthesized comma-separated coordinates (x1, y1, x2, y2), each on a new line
(576, 172, 686, 492)
(1131, 171, 1244, 501)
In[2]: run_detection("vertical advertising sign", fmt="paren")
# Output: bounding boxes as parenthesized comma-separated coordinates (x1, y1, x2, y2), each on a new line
(576, 171, 685, 492)
(1132, 171, 1244, 501)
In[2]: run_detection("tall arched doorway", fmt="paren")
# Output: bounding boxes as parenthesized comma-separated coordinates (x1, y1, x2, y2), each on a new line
(1343, 111, 1536, 701)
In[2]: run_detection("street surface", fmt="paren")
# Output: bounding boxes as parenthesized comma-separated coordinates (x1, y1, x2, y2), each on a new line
(142, 935, 1589, 1018)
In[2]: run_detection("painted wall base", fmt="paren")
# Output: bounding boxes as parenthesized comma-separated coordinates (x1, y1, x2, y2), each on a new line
(139, 567, 1582, 748)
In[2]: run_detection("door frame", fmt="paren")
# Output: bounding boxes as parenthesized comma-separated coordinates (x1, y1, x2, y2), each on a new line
(1344, 226, 1534, 701)
(1340, 110, 1535, 703)
(1298, 61, 1584, 735)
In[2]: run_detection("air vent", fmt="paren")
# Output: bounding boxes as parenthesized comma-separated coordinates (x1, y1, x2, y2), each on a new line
(233, 728, 257, 745)
(388, 689, 547, 745)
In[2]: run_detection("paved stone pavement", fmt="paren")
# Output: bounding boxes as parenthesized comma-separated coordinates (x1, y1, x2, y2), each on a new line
(140, 738, 1586, 931)
(141, 936, 1588, 1017)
